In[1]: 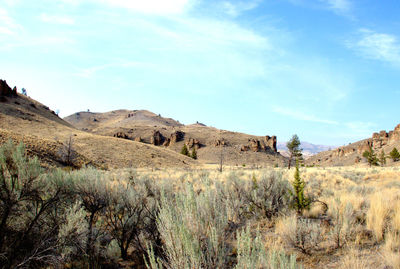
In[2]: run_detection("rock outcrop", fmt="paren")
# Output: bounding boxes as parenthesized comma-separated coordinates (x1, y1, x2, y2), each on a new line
(113, 132, 130, 139)
(186, 138, 201, 149)
(150, 130, 164, 146)
(240, 136, 277, 153)
(0, 80, 17, 98)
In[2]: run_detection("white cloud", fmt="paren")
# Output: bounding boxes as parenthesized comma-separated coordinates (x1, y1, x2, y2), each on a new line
(0, 8, 21, 35)
(221, 0, 261, 17)
(39, 13, 75, 25)
(75, 61, 155, 78)
(320, 0, 351, 13)
(58, 0, 195, 15)
(349, 29, 400, 66)
(272, 106, 339, 125)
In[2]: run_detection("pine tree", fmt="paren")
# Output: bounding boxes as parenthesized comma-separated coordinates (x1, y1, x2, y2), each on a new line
(290, 161, 310, 214)
(286, 134, 302, 169)
(362, 146, 379, 167)
(379, 149, 386, 166)
(180, 144, 189, 156)
(390, 147, 400, 162)
(191, 148, 197, 160)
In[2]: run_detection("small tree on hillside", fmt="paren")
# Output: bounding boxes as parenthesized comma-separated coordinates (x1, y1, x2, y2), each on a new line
(379, 149, 386, 166)
(180, 144, 189, 156)
(287, 134, 302, 169)
(191, 148, 197, 160)
(362, 146, 379, 167)
(290, 161, 310, 214)
(390, 147, 400, 162)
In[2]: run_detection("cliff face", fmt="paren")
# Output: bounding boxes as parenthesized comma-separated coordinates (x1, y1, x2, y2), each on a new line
(307, 124, 400, 166)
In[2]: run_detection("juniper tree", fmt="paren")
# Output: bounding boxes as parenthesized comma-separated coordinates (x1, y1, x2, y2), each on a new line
(390, 147, 400, 162)
(290, 162, 310, 214)
(362, 146, 379, 167)
(180, 144, 189, 156)
(379, 149, 386, 166)
(191, 147, 197, 160)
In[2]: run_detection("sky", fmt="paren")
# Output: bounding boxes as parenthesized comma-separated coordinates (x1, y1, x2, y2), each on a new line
(1, 0, 400, 146)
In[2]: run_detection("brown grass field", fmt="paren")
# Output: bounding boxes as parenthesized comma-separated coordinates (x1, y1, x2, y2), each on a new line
(112, 166, 400, 269)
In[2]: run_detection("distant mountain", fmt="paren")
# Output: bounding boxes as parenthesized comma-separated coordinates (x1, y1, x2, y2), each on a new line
(277, 141, 334, 158)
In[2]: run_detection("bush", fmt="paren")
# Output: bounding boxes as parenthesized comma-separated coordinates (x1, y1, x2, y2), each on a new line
(0, 140, 73, 268)
(276, 215, 322, 255)
(235, 225, 301, 269)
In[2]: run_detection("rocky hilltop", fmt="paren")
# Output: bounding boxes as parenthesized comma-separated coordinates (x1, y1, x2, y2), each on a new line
(65, 110, 285, 167)
(307, 124, 400, 166)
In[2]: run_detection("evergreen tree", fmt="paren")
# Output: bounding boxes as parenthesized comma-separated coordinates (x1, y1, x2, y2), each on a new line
(390, 147, 400, 162)
(290, 161, 310, 214)
(286, 134, 302, 169)
(180, 144, 189, 156)
(362, 146, 379, 167)
(379, 149, 386, 166)
(191, 147, 197, 160)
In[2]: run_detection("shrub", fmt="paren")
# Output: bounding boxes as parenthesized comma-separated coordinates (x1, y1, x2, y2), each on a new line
(147, 183, 232, 268)
(235, 225, 301, 269)
(0, 140, 73, 268)
(276, 215, 322, 255)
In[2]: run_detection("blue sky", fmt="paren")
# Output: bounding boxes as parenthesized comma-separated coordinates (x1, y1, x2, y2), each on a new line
(1, 0, 399, 146)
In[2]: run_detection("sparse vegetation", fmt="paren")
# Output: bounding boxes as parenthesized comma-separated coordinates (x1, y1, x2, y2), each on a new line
(1, 140, 400, 268)
(191, 147, 197, 159)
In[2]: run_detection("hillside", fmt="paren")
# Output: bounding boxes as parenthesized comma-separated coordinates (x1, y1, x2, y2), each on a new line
(64, 110, 287, 167)
(0, 80, 197, 169)
(307, 124, 400, 166)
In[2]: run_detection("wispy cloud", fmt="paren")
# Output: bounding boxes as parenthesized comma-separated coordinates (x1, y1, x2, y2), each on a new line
(320, 0, 351, 14)
(348, 29, 400, 66)
(221, 0, 262, 17)
(0, 8, 21, 35)
(59, 0, 195, 15)
(272, 106, 339, 125)
(39, 13, 75, 25)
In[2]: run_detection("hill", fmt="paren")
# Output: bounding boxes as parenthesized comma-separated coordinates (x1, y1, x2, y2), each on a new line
(64, 110, 287, 167)
(307, 124, 400, 166)
(0, 79, 197, 169)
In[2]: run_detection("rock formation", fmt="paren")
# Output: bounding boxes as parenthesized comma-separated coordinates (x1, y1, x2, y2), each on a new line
(113, 132, 129, 139)
(150, 130, 164, 146)
(240, 136, 277, 153)
(186, 138, 201, 149)
(0, 80, 17, 97)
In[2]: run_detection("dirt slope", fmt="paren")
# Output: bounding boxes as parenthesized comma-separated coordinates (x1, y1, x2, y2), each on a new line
(0, 80, 196, 169)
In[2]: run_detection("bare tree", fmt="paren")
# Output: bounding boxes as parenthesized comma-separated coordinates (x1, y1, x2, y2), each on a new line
(59, 135, 77, 166)
(218, 144, 224, 173)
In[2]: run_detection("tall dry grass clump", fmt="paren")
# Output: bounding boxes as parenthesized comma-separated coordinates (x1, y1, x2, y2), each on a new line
(366, 192, 392, 242)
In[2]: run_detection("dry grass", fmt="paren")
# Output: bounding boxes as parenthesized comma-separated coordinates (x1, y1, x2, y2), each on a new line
(118, 166, 400, 268)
